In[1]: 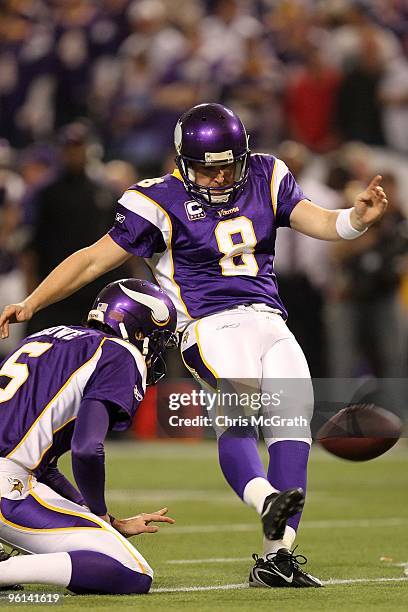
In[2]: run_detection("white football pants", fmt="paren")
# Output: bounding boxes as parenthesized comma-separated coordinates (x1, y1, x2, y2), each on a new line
(181, 305, 313, 444)
(0, 458, 152, 577)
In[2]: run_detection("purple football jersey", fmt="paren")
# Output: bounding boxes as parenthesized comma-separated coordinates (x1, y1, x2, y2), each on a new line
(0, 326, 146, 474)
(109, 154, 306, 329)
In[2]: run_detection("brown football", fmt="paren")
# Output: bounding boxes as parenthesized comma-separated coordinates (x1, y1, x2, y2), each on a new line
(317, 403, 403, 461)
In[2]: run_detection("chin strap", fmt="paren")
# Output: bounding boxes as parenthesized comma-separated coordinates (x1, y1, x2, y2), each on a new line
(118, 322, 128, 341)
(142, 337, 149, 356)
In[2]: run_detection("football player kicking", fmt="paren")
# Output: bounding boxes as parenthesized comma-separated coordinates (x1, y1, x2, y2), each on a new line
(0, 279, 177, 594)
(0, 104, 388, 588)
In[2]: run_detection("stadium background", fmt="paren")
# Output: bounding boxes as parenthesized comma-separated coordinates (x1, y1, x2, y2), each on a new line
(0, 1, 407, 609)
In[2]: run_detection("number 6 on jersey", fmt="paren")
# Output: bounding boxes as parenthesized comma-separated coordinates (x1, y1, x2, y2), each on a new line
(0, 342, 52, 403)
(215, 216, 258, 277)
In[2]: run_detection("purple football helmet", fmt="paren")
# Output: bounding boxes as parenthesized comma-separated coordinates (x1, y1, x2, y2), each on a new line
(174, 103, 250, 207)
(87, 279, 178, 385)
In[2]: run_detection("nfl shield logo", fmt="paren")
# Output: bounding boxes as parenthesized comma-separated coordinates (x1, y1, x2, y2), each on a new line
(185, 200, 206, 221)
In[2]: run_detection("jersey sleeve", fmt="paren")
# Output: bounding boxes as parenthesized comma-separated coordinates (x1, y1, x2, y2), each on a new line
(276, 169, 307, 227)
(263, 155, 307, 228)
(108, 189, 167, 257)
(82, 338, 147, 431)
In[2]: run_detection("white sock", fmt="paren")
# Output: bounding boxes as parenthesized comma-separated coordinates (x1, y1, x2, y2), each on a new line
(0, 552, 72, 587)
(243, 477, 278, 515)
(263, 525, 296, 557)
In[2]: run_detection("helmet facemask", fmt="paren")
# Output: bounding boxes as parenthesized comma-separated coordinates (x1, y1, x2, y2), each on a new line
(135, 329, 179, 386)
(176, 151, 250, 207)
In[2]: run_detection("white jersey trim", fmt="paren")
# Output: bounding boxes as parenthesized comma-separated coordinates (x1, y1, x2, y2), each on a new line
(270, 159, 289, 217)
(119, 190, 170, 238)
(119, 189, 192, 330)
(105, 337, 147, 392)
(8, 342, 105, 470)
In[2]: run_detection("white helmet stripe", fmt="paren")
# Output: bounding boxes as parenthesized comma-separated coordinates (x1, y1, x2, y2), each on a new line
(119, 284, 170, 322)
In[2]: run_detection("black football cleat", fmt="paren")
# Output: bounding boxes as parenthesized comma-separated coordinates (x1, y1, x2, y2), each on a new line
(0, 547, 24, 591)
(249, 548, 323, 588)
(261, 488, 305, 540)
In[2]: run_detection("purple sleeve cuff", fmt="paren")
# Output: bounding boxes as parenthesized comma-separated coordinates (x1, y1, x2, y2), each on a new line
(71, 399, 111, 516)
(276, 171, 307, 227)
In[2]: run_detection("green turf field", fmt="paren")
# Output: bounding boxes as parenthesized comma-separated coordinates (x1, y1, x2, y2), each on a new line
(3, 441, 408, 611)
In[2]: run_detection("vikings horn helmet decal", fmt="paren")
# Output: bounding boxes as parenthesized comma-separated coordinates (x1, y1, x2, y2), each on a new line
(118, 283, 170, 326)
(87, 279, 178, 384)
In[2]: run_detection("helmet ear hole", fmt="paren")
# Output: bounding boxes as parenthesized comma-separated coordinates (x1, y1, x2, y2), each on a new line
(134, 330, 145, 341)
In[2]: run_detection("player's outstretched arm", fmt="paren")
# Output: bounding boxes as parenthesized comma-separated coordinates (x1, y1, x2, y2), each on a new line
(289, 175, 388, 241)
(0, 234, 132, 339)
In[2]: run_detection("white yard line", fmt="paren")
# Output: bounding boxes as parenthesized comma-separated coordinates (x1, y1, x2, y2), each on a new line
(159, 517, 408, 535)
(167, 557, 249, 565)
(152, 577, 408, 593)
(152, 583, 247, 593)
(325, 577, 407, 585)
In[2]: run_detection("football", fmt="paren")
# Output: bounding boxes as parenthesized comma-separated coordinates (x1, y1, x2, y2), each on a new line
(317, 403, 403, 461)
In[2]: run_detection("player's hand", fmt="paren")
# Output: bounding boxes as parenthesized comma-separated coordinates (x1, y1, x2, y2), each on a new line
(0, 301, 35, 339)
(351, 175, 388, 231)
(112, 507, 175, 537)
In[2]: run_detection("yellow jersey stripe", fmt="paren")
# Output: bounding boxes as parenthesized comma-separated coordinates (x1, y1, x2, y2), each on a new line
(30, 416, 77, 471)
(27, 477, 146, 573)
(171, 168, 183, 181)
(7, 339, 106, 461)
(270, 160, 277, 217)
(126, 188, 192, 320)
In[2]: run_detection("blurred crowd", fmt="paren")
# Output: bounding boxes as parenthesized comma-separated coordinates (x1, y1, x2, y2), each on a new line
(0, 0, 408, 379)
